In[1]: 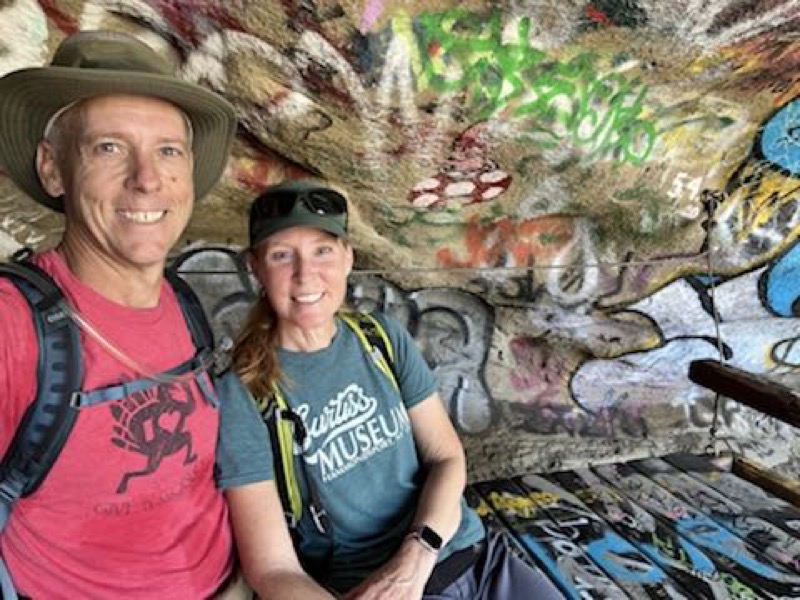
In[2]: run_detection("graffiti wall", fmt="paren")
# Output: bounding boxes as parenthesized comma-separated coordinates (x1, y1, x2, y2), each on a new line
(2, 0, 800, 481)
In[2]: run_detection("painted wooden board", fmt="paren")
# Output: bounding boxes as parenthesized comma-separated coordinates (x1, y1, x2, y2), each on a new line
(474, 477, 629, 599)
(548, 468, 740, 599)
(632, 456, 800, 575)
(464, 484, 534, 565)
(516, 473, 689, 599)
(594, 461, 800, 599)
(665, 453, 800, 541)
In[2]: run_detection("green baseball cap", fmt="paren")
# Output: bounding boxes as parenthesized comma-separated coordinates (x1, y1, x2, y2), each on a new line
(249, 179, 349, 248)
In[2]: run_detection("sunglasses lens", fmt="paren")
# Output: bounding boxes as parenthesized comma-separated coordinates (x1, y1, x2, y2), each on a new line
(303, 190, 347, 216)
(256, 189, 347, 218)
(254, 191, 299, 219)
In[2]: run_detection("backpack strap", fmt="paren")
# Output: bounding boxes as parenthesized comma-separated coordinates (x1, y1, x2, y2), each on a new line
(257, 386, 304, 527)
(70, 352, 217, 408)
(0, 259, 82, 509)
(263, 385, 332, 538)
(0, 261, 221, 512)
(339, 311, 399, 390)
(0, 259, 218, 598)
(164, 268, 215, 355)
(164, 267, 221, 405)
(46, 268, 221, 411)
(259, 311, 399, 534)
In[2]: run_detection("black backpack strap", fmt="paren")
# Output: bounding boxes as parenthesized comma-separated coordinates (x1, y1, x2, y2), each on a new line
(0, 259, 82, 505)
(340, 312, 399, 389)
(164, 268, 214, 353)
(262, 399, 298, 528)
(164, 267, 224, 405)
(0, 261, 220, 508)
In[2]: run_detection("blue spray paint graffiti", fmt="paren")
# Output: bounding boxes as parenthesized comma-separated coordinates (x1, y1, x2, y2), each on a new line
(760, 99, 800, 174)
(518, 474, 685, 597)
(761, 240, 800, 317)
(595, 463, 800, 597)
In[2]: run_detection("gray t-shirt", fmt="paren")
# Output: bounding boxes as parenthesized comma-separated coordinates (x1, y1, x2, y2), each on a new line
(215, 370, 274, 489)
(216, 313, 484, 592)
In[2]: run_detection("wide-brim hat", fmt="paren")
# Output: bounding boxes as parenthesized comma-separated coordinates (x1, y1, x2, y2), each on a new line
(0, 30, 237, 211)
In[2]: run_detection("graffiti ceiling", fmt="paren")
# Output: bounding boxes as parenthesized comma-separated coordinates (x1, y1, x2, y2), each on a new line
(3, 0, 800, 479)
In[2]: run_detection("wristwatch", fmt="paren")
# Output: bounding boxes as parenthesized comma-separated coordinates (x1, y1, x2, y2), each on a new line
(407, 524, 443, 554)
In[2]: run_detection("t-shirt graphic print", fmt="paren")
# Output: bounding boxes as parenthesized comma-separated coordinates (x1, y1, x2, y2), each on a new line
(295, 382, 413, 483)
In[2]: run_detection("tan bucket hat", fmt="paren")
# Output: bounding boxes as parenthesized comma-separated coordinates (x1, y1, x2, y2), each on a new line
(0, 30, 237, 211)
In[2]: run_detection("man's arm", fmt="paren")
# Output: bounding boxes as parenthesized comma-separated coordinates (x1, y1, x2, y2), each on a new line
(226, 481, 336, 600)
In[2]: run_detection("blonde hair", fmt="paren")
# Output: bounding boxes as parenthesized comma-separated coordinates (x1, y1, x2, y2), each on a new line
(232, 294, 282, 399)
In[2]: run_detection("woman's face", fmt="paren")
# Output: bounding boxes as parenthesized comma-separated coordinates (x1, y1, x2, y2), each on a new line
(250, 226, 353, 332)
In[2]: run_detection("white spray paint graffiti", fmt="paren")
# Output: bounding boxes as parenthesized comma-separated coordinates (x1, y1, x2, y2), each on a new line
(569, 268, 797, 463)
(0, 0, 48, 77)
(0, 230, 21, 258)
(174, 245, 495, 433)
(79, 0, 169, 34)
(546, 219, 601, 306)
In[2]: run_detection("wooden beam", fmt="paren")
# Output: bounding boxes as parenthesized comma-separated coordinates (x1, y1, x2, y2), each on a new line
(733, 455, 800, 509)
(688, 359, 800, 429)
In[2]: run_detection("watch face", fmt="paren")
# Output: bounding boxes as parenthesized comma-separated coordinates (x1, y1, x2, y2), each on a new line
(419, 525, 443, 550)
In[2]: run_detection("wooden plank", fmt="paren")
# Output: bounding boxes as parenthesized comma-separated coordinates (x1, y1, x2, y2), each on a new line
(633, 457, 800, 574)
(732, 455, 800, 509)
(549, 468, 727, 599)
(463, 485, 533, 565)
(516, 473, 686, 599)
(688, 360, 800, 428)
(474, 477, 628, 599)
(594, 461, 800, 597)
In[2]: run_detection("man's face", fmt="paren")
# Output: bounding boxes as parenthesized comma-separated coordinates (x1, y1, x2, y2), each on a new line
(38, 94, 194, 272)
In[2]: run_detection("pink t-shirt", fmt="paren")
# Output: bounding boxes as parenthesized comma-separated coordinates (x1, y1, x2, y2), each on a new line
(0, 250, 232, 598)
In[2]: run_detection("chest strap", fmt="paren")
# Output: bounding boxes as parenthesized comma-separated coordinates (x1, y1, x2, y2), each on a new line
(69, 349, 218, 409)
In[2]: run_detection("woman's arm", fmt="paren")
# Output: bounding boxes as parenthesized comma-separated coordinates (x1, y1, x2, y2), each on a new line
(405, 391, 468, 541)
(226, 481, 336, 600)
(345, 392, 467, 600)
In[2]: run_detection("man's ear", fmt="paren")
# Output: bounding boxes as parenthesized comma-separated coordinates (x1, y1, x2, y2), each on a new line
(36, 141, 66, 198)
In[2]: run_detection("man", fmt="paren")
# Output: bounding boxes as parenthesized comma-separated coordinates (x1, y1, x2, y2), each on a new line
(0, 30, 248, 598)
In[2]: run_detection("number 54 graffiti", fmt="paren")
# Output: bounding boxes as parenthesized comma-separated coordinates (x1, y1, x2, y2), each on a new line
(667, 172, 704, 218)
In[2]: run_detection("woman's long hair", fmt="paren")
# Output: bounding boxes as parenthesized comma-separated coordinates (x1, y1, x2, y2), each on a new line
(232, 293, 281, 399)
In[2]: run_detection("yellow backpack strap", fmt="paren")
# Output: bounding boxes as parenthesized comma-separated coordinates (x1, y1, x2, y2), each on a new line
(257, 385, 303, 526)
(339, 312, 399, 390)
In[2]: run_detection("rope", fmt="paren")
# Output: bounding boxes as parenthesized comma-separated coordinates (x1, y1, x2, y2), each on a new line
(175, 250, 712, 276)
(702, 193, 726, 455)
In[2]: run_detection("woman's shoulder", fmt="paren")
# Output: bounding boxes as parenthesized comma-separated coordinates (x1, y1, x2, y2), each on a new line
(340, 309, 408, 342)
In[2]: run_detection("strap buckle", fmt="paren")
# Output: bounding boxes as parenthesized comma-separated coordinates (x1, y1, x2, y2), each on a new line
(284, 510, 298, 529)
(309, 503, 330, 535)
(0, 468, 27, 505)
(69, 391, 84, 409)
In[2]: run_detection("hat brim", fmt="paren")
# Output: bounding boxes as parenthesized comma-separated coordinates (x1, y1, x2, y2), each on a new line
(250, 212, 348, 248)
(0, 66, 237, 211)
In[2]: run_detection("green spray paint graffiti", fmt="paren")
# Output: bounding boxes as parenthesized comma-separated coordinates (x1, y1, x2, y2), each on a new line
(412, 9, 656, 165)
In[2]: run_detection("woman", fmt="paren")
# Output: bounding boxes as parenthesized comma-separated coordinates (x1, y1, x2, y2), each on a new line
(218, 179, 564, 599)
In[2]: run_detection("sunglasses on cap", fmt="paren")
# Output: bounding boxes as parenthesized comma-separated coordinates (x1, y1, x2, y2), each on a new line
(252, 188, 348, 222)
(249, 184, 349, 247)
